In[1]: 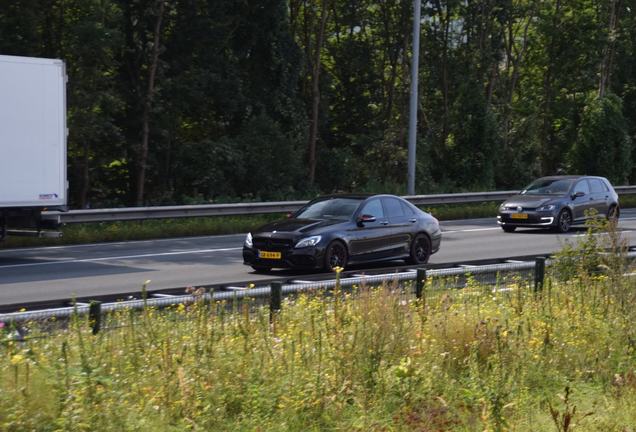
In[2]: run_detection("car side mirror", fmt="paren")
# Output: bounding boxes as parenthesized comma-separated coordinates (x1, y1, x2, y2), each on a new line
(356, 214, 376, 227)
(571, 191, 585, 200)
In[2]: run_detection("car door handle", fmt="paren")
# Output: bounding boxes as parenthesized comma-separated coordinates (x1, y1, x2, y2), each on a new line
(381, 220, 389, 225)
(409, 218, 417, 223)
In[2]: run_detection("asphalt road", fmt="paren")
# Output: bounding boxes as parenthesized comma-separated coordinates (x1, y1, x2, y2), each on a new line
(1, 210, 636, 306)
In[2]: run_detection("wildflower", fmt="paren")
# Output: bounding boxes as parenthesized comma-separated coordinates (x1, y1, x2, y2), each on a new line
(0, 322, 4, 329)
(333, 266, 343, 274)
(10, 354, 24, 365)
(248, 283, 255, 289)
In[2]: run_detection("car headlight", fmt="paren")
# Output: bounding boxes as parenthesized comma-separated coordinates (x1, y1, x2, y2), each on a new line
(244, 232, 253, 248)
(295, 235, 321, 248)
(537, 204, 556, 212)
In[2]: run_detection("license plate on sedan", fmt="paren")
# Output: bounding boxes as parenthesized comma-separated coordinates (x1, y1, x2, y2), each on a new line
(258, 250, 281, 259)
(511, 213, 528, 220)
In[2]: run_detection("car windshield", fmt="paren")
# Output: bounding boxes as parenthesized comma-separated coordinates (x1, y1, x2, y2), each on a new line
(295, 198, 362, 220)
(521, 179, 574, 196)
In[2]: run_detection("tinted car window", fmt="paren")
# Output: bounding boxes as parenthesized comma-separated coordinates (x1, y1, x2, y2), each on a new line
(601, 180, 610, 191)
(589, 179, 606, 194)
(574, 180, 590, 195)
(296, 198, 362, 220)
(360, 199, 385, 218)
(383, 198, 404, 218)
(400, 201, 415, 216)
(522, 178, 574, 195)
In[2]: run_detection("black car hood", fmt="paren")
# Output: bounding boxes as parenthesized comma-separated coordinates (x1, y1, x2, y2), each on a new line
(253, 218, 347, 237)
(503, 194, 560, 208)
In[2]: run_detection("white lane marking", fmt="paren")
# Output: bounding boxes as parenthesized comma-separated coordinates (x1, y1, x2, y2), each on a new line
(3, 217, 636, 262)
(442, 216, 636, 235)
(442, 227, 500, 234)
(571, 229, 635, 238)
(0, 247, 243, 270)
(3, 215, 636, 254)
(0, 233, 245, 254)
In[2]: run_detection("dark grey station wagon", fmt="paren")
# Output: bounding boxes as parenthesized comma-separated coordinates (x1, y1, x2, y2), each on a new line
(497, 175, 619, 233)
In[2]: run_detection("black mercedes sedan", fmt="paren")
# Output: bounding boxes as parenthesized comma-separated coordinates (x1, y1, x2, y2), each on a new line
(243, 194, 442, 272)
(497, 175, 619, 233)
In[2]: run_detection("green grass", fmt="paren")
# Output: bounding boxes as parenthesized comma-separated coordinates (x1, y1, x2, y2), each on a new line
(618, 193, 636, 208)
(423, 201, 500, 220)
(2, 243, 636, 430)
(1, 223, 634, 431)
(0, 214, 283, 249)
(0, 202, 501, 249)
(2, 195, 634, 249)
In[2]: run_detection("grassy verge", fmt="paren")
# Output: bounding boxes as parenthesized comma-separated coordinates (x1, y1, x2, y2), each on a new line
(2, 195, 634, 249)
(0, 214, 283, 249)
(1, 225, 635, 430)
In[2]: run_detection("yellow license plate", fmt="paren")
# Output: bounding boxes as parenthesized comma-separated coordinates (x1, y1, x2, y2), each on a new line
(511, 213, 528, 220)
(259, 250, 281, 259)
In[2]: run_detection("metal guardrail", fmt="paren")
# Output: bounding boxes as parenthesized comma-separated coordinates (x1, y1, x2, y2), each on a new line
(0, 259, 540, 324)
(40, 185, 636, 224)
(4, 248, 635, 329)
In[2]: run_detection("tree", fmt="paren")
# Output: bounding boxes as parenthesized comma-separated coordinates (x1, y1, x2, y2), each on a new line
(568, 93, 631, 184)
(116, 0, 167, 206)
(290, 0, 332, 185)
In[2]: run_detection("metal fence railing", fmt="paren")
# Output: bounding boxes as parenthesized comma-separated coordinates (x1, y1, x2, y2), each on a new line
(39, 186, 636, 224)
(7, 246, 636, 342)
(0, 259, 547, 331)
(5, 247, 636, 333)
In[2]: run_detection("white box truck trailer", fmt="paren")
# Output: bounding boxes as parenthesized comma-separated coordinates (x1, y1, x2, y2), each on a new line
(0, 54, 67, 240)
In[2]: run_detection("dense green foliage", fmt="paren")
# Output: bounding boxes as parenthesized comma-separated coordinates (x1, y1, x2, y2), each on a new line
(1, 0, 635, 206)
(2, 225, 636, 430)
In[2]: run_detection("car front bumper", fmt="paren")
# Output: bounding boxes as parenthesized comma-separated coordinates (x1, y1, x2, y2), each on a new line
(243, 245, 326, 270)
(431, 231, 442, 254)
(497, 212, 555, 228)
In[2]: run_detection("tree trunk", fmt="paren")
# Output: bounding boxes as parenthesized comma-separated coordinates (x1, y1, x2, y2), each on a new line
(541, 0, 561, 175)
(599, 0, 620, 97)
(79, 142, 90, 208)
(135, 0, 165, 206)
(307, 0, 330, 185)
(433, 0, 450, 139)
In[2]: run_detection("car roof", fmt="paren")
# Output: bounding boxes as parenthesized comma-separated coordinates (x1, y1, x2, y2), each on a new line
(311, 194, 373, 200)
(311, 193, 404, 201)
(535, 175, 611, 182)
(535, 175, 583, 181)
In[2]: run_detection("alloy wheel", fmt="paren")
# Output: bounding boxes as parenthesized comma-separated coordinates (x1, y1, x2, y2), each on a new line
(557, 210, 571, 233)
(326, 242, 347, 271)
(408, 234, 431, 265)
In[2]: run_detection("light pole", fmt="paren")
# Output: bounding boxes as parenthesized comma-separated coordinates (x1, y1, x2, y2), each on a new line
(407, 0, 421, 195)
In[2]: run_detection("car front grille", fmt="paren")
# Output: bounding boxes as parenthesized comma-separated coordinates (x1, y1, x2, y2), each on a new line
(500, 214, 542, 224)
(503, 206, 536, 212)
(253, 238, 295, 250)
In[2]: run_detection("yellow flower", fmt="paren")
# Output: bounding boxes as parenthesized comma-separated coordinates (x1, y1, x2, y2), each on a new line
(10, 354, 24, 365)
